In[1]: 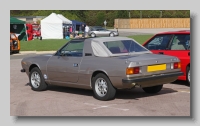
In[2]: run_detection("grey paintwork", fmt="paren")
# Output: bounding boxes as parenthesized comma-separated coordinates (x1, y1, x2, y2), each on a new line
(21, 37, 182, 90)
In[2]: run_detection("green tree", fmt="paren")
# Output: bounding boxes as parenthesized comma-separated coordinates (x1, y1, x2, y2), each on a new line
(96, 11, 106, 26)
(117, 10, 129, 18)
(10, 10, 190, 26)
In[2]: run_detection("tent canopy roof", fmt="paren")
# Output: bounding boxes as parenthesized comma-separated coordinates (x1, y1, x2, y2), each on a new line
(10, 17, 25, 24)
(41, 13, 69, 24)
(57, 14, 72, 24)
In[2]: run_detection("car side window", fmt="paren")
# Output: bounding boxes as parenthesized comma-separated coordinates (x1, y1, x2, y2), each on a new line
(98, 28, 106, 31)
(170, 34, 190, 50)
(144, 35, 172, 50)
(58, 41, 84, 57)
(90, 28, 94, 31)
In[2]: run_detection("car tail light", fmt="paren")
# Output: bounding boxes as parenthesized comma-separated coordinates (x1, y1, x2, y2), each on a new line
(171, 62, 181, 69)
(126, 67, 140, 75)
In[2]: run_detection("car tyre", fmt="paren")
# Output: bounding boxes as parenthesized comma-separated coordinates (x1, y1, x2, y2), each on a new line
(92, 73, 116, 101)
(91, 33, 96, 38)
(186, 66, 190, 85)
(142, 84, 163, 94)
(109, 32, 115, 37)
(29, 67, 48, 91)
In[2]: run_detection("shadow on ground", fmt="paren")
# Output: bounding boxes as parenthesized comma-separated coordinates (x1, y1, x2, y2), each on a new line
(171, 80, 190, 87)
(25, 83, 178, 100)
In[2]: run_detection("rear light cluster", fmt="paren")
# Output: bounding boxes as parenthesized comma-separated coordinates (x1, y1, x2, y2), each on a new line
(171, 62, 181, 69)
(126, 67, 140, 75)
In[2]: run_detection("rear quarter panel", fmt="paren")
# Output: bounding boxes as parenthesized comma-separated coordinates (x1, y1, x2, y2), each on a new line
(78, 56, 129, 89)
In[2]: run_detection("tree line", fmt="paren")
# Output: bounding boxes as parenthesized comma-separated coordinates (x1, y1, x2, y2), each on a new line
(10, 10, 190, 27)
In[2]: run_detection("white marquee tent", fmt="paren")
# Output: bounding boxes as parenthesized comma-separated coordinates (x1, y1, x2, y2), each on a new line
(41, 13, 72, 39)
(57, 14, 72, 24)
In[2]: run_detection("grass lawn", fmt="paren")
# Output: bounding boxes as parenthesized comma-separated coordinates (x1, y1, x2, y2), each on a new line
(20, 35, 154, 51)
(128, 34, 153, 45)
(20, 39, 69, 51)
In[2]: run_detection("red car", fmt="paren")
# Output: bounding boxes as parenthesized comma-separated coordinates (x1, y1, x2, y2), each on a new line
(143, 30, 190, 84)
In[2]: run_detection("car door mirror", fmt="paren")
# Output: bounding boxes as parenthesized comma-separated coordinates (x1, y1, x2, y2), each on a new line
(57, 51, 65, 56)
(60, 52, 66, 56)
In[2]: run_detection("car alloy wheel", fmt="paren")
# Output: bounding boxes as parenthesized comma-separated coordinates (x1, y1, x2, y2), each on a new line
(95, 78, 108, 97)
(91, 33, 95, 37)
(187, 67, 190, 85)
(29, 67, 48, 91)
(109, 33, 114, 37)
(188, 70, 190, 82)
(31, 71, 41, 89)
(92, 73, 116, 101)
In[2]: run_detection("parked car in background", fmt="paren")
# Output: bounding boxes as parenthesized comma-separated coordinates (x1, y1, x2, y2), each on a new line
(143, 30, 190, 84)
(10, 32, 20, 54)
(88, 26, 119, 37)
(21, 37, 183, 101)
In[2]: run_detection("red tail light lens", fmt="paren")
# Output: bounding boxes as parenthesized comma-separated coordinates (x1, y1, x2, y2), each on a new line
(133, 67, 140, 74)
(173, 62, 181, 69)
(174, 63, 178, 69)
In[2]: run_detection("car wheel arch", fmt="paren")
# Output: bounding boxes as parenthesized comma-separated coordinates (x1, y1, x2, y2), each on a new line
(90, 70, 111, 88)
(187, 63, 190, 68)
(186, 63, 190, 84)
(186, 63, 190, 75)
(29, 64, 40, 72)
(109, 32, 115, 37)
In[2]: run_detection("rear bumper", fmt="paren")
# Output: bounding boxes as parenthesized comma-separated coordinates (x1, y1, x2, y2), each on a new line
(122, 72, 183, 87)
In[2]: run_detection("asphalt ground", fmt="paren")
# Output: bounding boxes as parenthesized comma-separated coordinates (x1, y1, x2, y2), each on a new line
(109, 28, 190, 36)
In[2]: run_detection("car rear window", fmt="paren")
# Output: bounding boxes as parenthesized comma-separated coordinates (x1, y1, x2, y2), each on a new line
(103, 40, 148, 54)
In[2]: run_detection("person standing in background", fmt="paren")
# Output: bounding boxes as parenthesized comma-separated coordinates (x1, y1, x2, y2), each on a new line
(84, 25, 89, 38)
(81, 24, 85, 37)
(69, 26, 72, 34)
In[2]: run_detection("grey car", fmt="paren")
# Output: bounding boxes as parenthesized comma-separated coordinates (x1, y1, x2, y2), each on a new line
(88, 26, 119, 37)
(21, 37, 183, 101)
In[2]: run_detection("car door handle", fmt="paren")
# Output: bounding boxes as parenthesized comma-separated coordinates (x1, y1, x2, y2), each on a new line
(158, 52, 164, 54)
(188, 52, 190, 56)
